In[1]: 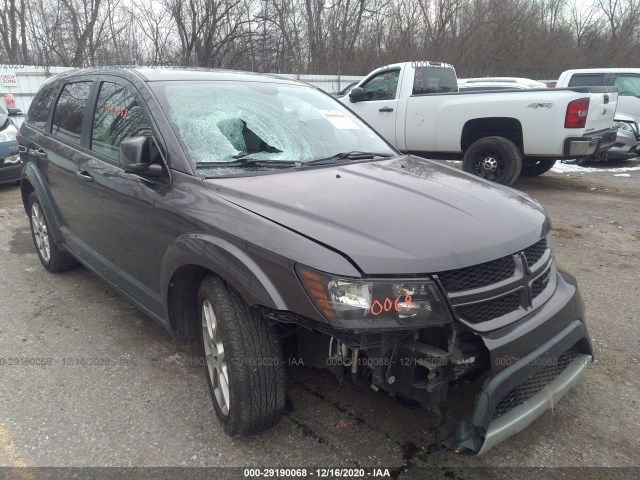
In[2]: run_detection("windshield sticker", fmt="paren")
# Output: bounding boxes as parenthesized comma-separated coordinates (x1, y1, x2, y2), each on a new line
(319, 110, 360, 130)
(98, 99, 129, 118)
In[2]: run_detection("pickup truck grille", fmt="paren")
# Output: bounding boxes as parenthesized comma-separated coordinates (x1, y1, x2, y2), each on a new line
(436, 237, 555, 329)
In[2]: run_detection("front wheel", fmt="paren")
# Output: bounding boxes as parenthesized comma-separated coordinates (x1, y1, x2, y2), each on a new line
(521, 158, 556, 177)
(462, 136, 523, 185)
(198, 275, 286, 436)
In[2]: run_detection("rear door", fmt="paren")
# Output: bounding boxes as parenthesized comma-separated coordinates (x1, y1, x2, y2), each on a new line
(71, 77, 165, 313)
(41, 80, 95, 241)
(345, 68, 400, 144)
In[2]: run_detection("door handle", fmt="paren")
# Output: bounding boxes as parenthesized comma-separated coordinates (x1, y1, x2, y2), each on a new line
(379, 106, 394, 112)
(76, 170, 94, 182)
(29, 148, 47, 158)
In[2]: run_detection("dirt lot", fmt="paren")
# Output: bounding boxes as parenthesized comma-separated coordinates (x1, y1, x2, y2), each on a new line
(0, 160, 639, 477)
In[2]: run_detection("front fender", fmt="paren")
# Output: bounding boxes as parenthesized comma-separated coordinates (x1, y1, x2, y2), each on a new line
(160, 233, 286, 313)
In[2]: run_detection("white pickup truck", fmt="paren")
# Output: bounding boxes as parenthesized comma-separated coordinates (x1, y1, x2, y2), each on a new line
(339, 61, 619, 184)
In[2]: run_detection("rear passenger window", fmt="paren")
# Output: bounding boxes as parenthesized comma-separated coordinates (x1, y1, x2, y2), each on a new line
(51, 82, 92, 145)
(413, 67, 458, 94)
(567, 74, 606, 87)
(27, 82, 59, 129)
(91, 82, 153, 163)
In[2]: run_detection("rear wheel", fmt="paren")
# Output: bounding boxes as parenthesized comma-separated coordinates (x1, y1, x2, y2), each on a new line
(28, 192, 79, 272)
(198, 275, 286, 436)
(521, 158, 556, 177)
(462, 136, 523, 185)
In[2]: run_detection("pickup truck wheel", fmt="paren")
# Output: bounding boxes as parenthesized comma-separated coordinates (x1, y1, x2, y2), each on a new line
(198, 275, 286, 436)
(27, 192, 79, 273)
(462, 136, 523, 185)
(521, 159, 556, 177)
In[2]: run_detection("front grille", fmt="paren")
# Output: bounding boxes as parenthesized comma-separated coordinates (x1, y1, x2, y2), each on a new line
(438, 237, 552, 326)
(437, 238, 548, 293)
(455, 291, 522, 323)
(493, 346, 579, 419)
(531, 268, 551, 299)
(437, 256, 515, 292)
(523, 238, 547, 267)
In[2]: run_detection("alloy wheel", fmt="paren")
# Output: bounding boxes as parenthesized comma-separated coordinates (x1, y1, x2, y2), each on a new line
(202, 298, 230, 415)
(31, 202, 51, 262)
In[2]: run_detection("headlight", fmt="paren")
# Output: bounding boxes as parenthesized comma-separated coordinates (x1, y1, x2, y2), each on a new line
(296, 265, 452, 329)
(613, 121, 632, 132)
(0, 124, 18, 142)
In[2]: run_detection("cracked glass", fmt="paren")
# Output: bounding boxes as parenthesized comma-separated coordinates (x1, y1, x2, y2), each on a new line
(152, 81, 393, 177)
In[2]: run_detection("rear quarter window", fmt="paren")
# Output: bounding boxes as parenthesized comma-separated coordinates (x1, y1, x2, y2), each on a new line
(567, 74, 606, 87)
(51, 82, 92, 145)
(26, 82, 59, 129)
(413, 67, 458, 94)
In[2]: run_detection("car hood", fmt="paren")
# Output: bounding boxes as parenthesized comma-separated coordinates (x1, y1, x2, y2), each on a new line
(204, 156, 550, 275)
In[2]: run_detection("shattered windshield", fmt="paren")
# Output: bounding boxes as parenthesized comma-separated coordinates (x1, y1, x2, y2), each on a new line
(152, 81, 395, 177)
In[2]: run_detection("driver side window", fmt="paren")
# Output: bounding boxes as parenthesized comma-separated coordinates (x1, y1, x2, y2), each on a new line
(91, 81, 153, 163)
(360, 70, 400, 101)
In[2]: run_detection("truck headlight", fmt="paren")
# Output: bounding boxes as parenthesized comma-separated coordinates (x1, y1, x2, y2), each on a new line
(296, 265, 452, 329)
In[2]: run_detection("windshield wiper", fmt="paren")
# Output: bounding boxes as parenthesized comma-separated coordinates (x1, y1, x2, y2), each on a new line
(196, 158, 301, 169)
(305, 151, 394, 166)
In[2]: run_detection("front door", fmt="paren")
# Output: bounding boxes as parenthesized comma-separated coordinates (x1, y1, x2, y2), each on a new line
(346, 68, 400, 145)
(72, 78, 165, 314)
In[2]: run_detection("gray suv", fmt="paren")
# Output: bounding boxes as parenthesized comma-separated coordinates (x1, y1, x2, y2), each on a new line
(18, 68, 594, 454)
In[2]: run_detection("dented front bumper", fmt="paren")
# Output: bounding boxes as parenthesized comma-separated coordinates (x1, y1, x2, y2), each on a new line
(454, 318, 592, 454)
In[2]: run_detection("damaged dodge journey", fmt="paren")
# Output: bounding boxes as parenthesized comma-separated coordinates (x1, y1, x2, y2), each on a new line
(18, 68, 594, 454)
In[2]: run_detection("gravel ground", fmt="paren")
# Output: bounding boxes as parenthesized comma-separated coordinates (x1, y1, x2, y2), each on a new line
(0, 160, 638, 477)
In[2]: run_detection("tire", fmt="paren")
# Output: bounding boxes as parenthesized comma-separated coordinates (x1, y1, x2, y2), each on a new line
(462, 136, 523, 186)
(521, 158, 556, 177)
(198, 274, 286, 436)
(27, 192, 79, 273)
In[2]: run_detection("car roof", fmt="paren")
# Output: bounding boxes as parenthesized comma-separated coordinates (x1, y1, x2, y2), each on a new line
(563, 68, 640, 75)
(45, 67, 305, 86)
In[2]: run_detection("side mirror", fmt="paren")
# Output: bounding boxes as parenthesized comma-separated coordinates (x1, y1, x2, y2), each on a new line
(7, 108, 23, 116)
(120, 136, 163, 177)
(349, 87, 366, 103)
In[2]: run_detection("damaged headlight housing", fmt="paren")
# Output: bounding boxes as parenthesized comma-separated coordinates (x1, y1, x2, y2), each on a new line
(296, 265, 452, 329)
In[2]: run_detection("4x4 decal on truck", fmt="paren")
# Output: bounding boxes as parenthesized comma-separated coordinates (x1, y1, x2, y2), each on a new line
(528, 102, 553, 109)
